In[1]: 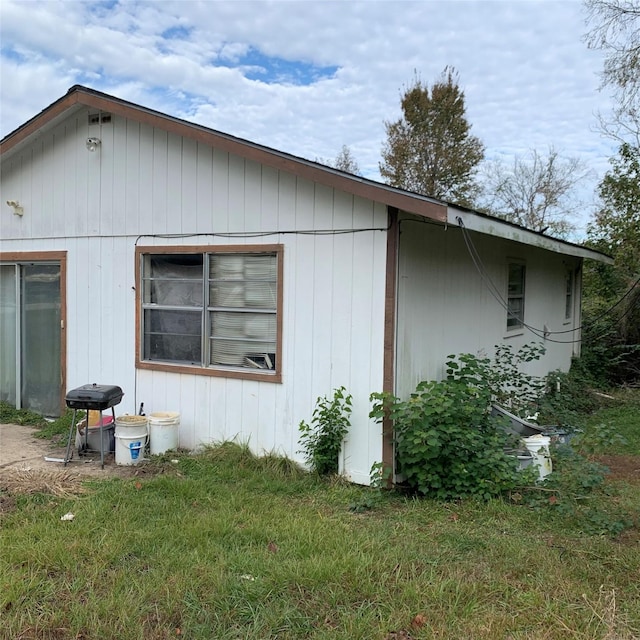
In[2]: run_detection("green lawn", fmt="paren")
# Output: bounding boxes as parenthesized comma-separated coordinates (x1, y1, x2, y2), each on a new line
(1, 394, 639, 639)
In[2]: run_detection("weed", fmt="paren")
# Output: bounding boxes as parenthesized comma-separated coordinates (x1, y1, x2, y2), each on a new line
(298, 386, 352, 475)
(0, 401, 48, 427)
(348, 462, 391, 513)
(521, 444, 635, 536)
(487, 342, 547, 415)
(574, 422, 629, 456)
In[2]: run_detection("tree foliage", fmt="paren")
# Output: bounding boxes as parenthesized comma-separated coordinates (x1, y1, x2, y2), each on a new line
(379, 68, 484, 206)
(332, 144, 360, 174)
(591, 143, 640, 276)
(584, 142, 640, 382)
(480, 147, 591, 237)
(317, 145, 361, 175)
(585, 0, 640, 144)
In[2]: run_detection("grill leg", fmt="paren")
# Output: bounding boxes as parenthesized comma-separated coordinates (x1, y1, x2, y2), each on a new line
(99, 410, 104, 469)
(64, 409, 78, 466)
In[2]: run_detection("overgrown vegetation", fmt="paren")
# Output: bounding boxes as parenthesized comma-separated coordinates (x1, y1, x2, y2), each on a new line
(516, 441, 635, 537)
(1, 429, 639, 639)
(367, 344, 637, 539)
(1, 380, 639, 638)
(298, 386, 352, 475)
(371, 352, 529, 500)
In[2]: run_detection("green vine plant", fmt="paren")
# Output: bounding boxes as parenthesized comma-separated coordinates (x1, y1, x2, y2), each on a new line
(484, 342, 547, 417)
(370, 352, 529, 500)
(298, 387, 353, 476)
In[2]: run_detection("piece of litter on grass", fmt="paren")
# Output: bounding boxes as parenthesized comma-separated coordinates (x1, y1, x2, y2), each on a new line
(171, 459, 179, 464)
(240, 574, 255, 581)
(60, 512, 75, 521)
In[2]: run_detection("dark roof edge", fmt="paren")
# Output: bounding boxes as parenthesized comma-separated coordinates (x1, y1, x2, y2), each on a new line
(1, 85, 611, 262)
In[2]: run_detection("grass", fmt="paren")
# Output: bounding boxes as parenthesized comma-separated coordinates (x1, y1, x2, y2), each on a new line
(0, 401, 81, 442)
(1, 394, 639, 639)
(581, 387, 640, 455)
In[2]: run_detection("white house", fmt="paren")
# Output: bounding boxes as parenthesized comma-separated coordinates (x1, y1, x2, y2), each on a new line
(0, 86, 610, 483)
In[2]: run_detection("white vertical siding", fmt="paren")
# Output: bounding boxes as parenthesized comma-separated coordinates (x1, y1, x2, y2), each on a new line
(0, 108, 387, 484)
(395, 215, 581, 400)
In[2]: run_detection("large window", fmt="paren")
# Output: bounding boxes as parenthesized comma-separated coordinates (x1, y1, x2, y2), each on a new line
(137, 245, 282, 381)
(507, 262, 526, 330)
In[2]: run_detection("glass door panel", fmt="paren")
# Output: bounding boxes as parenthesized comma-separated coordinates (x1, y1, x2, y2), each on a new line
(20, 264, 61, 416)
(0, 265, 17, 405)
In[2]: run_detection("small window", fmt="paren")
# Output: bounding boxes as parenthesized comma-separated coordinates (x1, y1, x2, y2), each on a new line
(565, 269, 574, 320)
(138, 246, 282, 380)
(507, 263, 526, 330)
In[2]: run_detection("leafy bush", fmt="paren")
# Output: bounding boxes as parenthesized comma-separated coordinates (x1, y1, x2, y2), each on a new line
(486, 342, 547, 415)
(370, 353, 524, 500)
(520, 444, 635, 537)
(298, 387, 352, 475)
(536, 369, 601, 429)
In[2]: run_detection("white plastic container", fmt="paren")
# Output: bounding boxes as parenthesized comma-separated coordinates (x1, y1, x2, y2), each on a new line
(148, 412, 180, 455)
(522, 434, 553, 480)
(115, 415, 148, 465)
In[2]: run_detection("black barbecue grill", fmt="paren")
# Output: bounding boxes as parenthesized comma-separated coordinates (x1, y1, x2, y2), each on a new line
(64, 384, 124, 468)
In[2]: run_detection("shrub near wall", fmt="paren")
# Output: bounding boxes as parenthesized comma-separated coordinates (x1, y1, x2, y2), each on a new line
(371, 354, 523, 500)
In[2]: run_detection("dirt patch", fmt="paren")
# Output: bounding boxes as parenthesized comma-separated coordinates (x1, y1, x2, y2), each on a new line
(0, 422, 181, 512)
(594, 454, 640, 483)
(0, 422, 133, 477)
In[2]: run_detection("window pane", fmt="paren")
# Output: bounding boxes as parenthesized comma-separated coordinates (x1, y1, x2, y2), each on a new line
(507, 297, 524, 327)
(145, 254, 203, 306)
(0, 265, 17, 406)
(210, 311, 276, 368)
(209, 253, 277, 309)
(144, 309, 202, 363)
(507, 263, 525, 329)
(565, 271, 573, 319)
(508, 264, 525, 295)
(140, 249, 280, 374)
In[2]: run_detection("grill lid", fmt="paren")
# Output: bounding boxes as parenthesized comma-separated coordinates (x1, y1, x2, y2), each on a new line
(65, 384, 124, 410)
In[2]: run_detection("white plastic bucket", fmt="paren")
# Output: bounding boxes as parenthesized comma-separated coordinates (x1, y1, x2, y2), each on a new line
(115, 415, 148, 465)
(522, 434, 553, 480)
(148, 412, 180, 455)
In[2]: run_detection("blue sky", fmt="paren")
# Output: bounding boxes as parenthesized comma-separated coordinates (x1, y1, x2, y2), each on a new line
(0, 0, 619, 237)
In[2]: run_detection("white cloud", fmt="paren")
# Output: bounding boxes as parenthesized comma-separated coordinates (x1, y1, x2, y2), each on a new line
(0, 0, 622, 235)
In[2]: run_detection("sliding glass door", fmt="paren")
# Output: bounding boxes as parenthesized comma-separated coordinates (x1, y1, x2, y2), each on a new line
(0, 261, 62, 416)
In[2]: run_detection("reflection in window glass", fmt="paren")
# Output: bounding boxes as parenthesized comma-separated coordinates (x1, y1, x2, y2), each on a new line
(141, 250, 278, 372)
(507, 263, 525, 329)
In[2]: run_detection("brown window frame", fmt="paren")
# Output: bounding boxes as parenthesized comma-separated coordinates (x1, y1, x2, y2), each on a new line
(135, 244, 283, 383)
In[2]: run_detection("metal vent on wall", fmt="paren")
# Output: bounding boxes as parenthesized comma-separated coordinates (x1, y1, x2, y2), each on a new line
(88, 113, 112, 125)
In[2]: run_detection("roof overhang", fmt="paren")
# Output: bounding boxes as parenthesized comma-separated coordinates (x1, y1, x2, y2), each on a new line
(1, 85, 612, 264)
(448, 207, 614, 264)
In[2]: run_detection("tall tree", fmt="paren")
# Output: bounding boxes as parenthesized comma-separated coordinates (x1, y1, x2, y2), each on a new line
(479, 147, 591, 237)
(584, 142, 640, 382)
(585, 0, 640, 144)
(332, 145, 360, 174)
(582, 1, 640, 382)
(316, 145, 361, 175)
(379, 68, 484, 206)
(590, 142, 640, 277)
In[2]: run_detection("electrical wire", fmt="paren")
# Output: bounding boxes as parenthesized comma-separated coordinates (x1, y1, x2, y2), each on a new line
(456, 217, 640, 344)
(135, 224, 390, 245)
